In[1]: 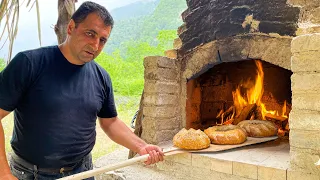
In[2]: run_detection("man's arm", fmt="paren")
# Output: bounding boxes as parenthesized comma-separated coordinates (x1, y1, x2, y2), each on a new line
(0, 108, 16, 180)
(98, 116, 164, 165)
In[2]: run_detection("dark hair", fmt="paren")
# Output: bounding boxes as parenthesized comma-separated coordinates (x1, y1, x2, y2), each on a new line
(71, 1, 114, 28)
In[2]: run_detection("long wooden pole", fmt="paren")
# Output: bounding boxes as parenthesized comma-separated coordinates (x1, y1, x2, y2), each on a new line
(57, 147, 180, 180)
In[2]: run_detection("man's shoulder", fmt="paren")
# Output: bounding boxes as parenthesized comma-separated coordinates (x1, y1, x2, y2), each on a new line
(89, 61, 112, 84)
(91, 61, 110, 76)
(20, 46, 58, 58)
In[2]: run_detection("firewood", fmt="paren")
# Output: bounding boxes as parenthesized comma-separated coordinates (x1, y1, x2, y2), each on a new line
(219, 106, 235, 125)
(254, 106, 263, 120)
(224, 106, 235, 117)
(249, 113, 255, 120)
(216, 109, 224, 119)
(233, 104, 257, 125)
(265, 113, 288, 122)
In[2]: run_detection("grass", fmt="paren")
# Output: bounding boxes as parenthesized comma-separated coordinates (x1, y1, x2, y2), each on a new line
(2, 94, 141, 162)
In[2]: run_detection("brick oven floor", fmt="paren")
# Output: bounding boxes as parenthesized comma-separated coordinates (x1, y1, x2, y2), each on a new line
(158, 137, 290, 180)
(194, 137, 289, 170)
(94, 138, 289, 180)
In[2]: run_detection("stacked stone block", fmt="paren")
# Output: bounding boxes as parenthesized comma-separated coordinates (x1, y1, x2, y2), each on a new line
(289, 33, 320, 180)
(288, 0, 320, 35)
(141, 56, 181, 144)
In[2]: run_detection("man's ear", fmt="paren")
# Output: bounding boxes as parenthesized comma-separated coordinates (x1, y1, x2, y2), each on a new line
(67, 20, 76, 35)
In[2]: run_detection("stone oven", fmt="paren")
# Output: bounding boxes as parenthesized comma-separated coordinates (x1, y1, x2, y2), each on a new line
(138, 0, 320, 179)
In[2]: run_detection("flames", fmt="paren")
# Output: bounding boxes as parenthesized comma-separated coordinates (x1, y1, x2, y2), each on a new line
(231, 60, 288, 121)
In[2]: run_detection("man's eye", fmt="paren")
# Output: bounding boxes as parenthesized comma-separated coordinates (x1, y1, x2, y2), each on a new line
(86, 32, 93, 37)
(100, 39, 106, 44)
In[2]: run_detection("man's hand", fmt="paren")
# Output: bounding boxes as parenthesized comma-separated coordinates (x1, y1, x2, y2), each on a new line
(99, 117, 165, 165)
(0, 173, 18, 180)
(138, 144, 164, 165)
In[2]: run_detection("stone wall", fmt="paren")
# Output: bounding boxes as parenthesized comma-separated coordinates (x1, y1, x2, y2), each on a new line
(287, 1, 320, 179)
(141, 56, 181, 144)
(139, 0, 320, 179)
(288, 0, 320, 24)
(141, 33, 293, 145)
(288, 33, 320, 180)
(179, 0, 300, 52)
(288, 0, 320, 35)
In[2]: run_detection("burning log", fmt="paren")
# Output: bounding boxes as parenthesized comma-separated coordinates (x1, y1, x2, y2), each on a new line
(249, 113, 255, 120)
(216, 109, 224, 119)
(265, 113, 288, 122)
(254, 106, 263, 120)
(218, 106, 235, 125)
(212, 60, 291, 137)
(233, 104, 257, 125)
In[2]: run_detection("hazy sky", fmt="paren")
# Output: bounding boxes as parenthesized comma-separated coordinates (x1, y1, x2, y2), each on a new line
(0, 0, 148, 59)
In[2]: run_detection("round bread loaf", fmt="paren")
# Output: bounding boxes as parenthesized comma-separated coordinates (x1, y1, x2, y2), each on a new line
(238, 120, 278, 137)
(204, 125, 247, 145)
(173, 128, 210, 150)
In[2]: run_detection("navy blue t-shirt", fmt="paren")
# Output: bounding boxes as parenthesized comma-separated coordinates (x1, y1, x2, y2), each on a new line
(0, 46, 117, 168)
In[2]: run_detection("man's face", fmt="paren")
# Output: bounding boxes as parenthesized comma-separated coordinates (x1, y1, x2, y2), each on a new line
(67, 13, 112, 64)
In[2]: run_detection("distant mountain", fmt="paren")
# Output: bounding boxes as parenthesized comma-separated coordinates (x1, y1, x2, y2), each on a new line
(110, 0, 160, 20)
(105, 0, 187, 53)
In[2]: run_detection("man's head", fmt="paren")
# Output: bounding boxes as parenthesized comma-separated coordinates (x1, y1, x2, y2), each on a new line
(71, 1, 114, 28)
(63, 1, 114, 65)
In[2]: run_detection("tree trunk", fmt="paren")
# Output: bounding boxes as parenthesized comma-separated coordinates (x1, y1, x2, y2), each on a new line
(55, 0, 77, 44)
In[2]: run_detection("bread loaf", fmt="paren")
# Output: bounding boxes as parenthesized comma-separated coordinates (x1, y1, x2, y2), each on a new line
(238, 120, 278, 137)
(173, 128, 210, 150)
(204, 125, 247, 145)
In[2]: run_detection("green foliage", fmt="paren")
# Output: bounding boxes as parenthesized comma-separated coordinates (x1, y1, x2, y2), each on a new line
(139, 0, 187, 44)
(0, 58, 5, 71)
(105, 0, 187, 53)
(96, 30, 178, 96)
(101, 0, 187, 95)
(95, 51, 144, 96)
(157, 30, 179, 49)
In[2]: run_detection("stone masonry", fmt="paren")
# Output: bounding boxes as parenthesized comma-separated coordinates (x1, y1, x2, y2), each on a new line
(138, 0, 320, 179)
(141, 56, 181, 144)
(179, 0, 300, 52)
(287, 0, 320, 179)
(288, 33, 320, 180)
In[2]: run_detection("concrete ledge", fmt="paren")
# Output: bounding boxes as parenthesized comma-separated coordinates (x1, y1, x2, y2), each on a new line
(159, 138, 289, 180)
(258, 166, 286, 180)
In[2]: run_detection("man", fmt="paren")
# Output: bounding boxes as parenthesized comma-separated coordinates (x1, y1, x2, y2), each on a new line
(0, 1, 164, 180)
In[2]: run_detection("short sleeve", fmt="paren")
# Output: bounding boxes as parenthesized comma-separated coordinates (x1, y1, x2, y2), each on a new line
(97, 74, 118, 118)
(0, 53, 33, 111)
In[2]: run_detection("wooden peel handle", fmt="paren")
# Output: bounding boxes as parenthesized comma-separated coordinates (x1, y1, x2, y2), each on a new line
(57, 147, 179, 180)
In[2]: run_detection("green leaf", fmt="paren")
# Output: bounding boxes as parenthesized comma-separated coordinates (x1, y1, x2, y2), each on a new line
(35, 0, 41, 46)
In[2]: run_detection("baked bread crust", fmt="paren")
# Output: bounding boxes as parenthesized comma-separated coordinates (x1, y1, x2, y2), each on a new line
(204, 125, 247, 145)
(238, 120, 278, 137)
(173, 128, 210, 150)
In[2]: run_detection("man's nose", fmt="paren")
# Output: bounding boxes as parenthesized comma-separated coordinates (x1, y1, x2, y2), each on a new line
(90, 38, 100, 51)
